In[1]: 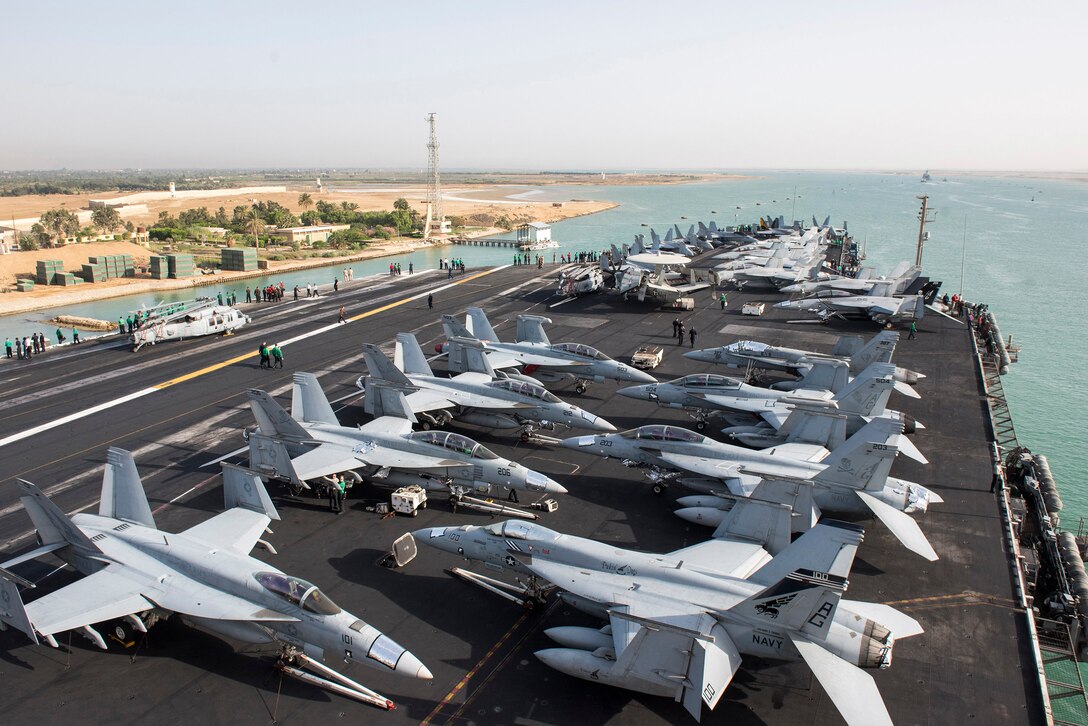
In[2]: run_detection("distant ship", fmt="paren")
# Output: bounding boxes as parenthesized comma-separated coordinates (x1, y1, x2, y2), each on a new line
(921, 170, 932, 183)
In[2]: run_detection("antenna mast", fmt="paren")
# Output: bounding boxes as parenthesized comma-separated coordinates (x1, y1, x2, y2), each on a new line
(425, 113, 444, 239)
(915, 194, 936, 267)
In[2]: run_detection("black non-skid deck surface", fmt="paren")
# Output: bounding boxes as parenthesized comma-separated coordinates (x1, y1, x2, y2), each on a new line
(0, 264, 1041, 724)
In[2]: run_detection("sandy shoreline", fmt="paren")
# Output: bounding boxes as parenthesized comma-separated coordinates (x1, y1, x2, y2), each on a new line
(0, 202, 617, 317)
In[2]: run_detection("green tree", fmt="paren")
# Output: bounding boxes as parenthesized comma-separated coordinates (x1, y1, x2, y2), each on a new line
(245, 206, 263, 248)
(393, 197, 410, 212)
(39, 208, 80, 246)
(298, 192, 314, 217)
(91, 206, 122, 233)
(300, 210, 321, 226)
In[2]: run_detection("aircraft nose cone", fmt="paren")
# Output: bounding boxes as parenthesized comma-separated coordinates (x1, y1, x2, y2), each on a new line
(395, 648, 433, 680)
(626, 368, 657, 384)
(560, 434, 596, 450)
(617, 384, 649, 400)
(586, 415, 616, 432)
(683, 349, 714, 362)
(412, 527, 458, 554)
(526, 469, 567, 495)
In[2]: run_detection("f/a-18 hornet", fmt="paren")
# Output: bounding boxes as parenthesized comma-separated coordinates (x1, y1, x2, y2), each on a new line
(439, 307, 656, 393)
(414, 517, 922, 725)
(563, 416, 938, 561)
(0, 449, 430, 709)
(360, 335, 614, 435)
(685, 329, 923, 386)
(247, 372, 564, 499)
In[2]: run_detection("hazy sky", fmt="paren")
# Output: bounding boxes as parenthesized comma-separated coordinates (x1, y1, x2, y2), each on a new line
(3, 1, 1084, 171)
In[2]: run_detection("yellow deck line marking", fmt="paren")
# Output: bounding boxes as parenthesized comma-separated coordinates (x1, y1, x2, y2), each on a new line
(421, 609, 533, 725)
(155, 266, 508, 389)
(0, 266, 509, 447)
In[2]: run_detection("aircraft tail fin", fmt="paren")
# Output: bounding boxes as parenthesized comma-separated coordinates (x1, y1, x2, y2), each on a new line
(361, 343, 414, 386)
(794, 359, 850, 393)
(0, 571, 38, 645)
(833, 363, 897, 415)
(849, 331, 898, 373)
(99, 447, 156, 528)
(731, 568, 847, 639)
(780, 406, 848, 450)
(394, 333, 435, 377)
(515, 315, 552, 345)
(815, 418, 903, 490)
(16, 479, 101, 553)
(362, 378, 418, 422)
(711, 486, 802, 555)
(246, 388, 312, 441)
(749, 520, 864, 587)
(246, 431, 304, 487)
(466, 307, 499, 342)
(291, 372, 339, 425)
(446, 336, 497, 377)
(221, 463, 280, 521)
(441, 313, 475, 340)
(830, 333, 865, 357)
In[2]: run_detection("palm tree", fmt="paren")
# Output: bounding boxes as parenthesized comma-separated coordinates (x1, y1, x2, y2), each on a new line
(246, 206, 263, 249)
(298, 192, 313, 217)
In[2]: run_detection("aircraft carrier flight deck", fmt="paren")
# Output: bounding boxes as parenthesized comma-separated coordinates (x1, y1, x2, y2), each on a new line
(0, 262, 1043, 725)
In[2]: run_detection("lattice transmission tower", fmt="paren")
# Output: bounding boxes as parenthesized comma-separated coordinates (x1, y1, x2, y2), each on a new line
(425, 112, 445, 237)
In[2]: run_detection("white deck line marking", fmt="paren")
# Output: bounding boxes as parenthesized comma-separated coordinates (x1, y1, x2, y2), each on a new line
(0, 387, 159, 448)
(0, 267, 511, 450)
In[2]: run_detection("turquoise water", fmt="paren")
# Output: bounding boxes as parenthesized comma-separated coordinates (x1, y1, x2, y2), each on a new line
(3, 172, 1085, 526)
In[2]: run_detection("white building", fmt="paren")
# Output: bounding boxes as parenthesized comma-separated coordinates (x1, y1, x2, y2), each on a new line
(517, 222, 551, 244)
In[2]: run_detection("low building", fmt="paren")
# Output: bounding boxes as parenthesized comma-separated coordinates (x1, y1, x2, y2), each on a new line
(273, 224, 350, 246)
(517, 222, 551, 244)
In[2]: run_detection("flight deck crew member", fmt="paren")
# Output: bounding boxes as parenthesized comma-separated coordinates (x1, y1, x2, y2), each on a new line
(271, 344, 284, 369)
(676, 321, 685, 344)
(719, 292, 727, 310)
(908, 322, 917, 340)
(338, 306, 346, 324)
(4, 337, 12, 358)
(672, 318, 680, 337)
(689, 328, 697, 347)
(72, 328, 80, 344)
(428, 293, 434, 309)
(55, 328, 65, 345)
(259, 342, 270, 369)
(330, 476, 346, 513)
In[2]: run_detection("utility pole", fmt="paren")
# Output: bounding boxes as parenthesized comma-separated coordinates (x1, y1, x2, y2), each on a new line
(915, 194, 936, 267)
(425, 113, 443, 239)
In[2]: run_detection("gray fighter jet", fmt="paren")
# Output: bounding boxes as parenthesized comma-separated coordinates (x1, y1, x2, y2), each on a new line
(414, 518, 922, 725)
(359, 336, 614, 435)
(439, 308, 657, 393)
(618, 362, 916, 434)
(684, 330, 924, 386)
(247, 372, 565, 498)
(562, 416, 938, 560)
(0, 450, 430, 708)
(775, 289, 927, 325)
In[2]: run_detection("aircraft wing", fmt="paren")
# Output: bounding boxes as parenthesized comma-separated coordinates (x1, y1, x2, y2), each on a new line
(403, 389, 457, 414)
(789, 634, 893, 726)
(658, 452, 741, 480)
(181, 507, 272, 554)
(290, 442, 463, 480)
(510, 351, 582, 367)
(21, 567, 156, 637)
(449, 371, 494, 385)
(479, 351, 524, 370)
(609, 597, 741, 720)
(763, 442, 830, 463)
(667, 539, 770, 579)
